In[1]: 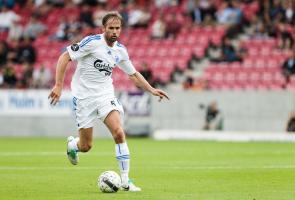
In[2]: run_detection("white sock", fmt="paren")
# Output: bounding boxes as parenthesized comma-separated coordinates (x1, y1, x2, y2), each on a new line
(69, 137, 79, 152)
(115, 142, 130, 185)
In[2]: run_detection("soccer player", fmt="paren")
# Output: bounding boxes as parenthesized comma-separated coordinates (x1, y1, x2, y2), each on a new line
(48, 11, 169, 192)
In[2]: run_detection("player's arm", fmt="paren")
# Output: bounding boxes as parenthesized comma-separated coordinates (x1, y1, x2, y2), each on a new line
(129, 72, 169, 102)
(48, 52, 71, 105)
(118, 47, 169, 101)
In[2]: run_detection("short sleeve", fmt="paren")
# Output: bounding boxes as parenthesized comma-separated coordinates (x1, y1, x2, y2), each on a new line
(117, 45, 136, 75)
(66, 35, 101, 61)
(118, 60, 137, 75)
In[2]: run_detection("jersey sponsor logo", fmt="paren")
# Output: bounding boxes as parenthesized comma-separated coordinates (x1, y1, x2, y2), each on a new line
(71, 44, 79, 51)
(94, 59, 113, 76)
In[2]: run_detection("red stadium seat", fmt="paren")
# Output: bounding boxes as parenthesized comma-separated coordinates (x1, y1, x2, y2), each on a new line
(4, 2, 292, 91)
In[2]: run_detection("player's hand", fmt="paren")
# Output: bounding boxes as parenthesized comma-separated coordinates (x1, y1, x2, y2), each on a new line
(151, 89, 170, 102)
(48, 85, 62, 106)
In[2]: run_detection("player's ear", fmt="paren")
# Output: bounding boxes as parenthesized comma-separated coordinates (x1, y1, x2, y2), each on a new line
(102, 26, 106, 32)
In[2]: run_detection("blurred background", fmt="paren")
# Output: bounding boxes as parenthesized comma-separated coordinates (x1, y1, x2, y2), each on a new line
(0, 0, 294, 141)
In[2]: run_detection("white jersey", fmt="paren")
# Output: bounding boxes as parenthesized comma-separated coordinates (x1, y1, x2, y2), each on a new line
(66, 34, 136, 99)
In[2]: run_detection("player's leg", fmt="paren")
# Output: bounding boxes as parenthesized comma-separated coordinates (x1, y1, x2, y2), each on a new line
(104, 110, 141, 192)
(67, 127, 93, 165)
(67, 97, 96, 165)
(77, 127, 93, 152)
(104, 111, 128, 181)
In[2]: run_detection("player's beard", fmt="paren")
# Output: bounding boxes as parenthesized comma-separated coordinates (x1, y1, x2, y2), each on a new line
(109, 35, 117, 43)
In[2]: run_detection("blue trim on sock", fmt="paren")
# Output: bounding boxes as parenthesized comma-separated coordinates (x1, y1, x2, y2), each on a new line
(116, 154, 129, 157)
(116, 156, 130, 160)
(118, 144, 121, 154)
(116, 155, 130, 160)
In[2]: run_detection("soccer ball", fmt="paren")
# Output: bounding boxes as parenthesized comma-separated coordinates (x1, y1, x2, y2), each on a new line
(98, 171, 121, 193)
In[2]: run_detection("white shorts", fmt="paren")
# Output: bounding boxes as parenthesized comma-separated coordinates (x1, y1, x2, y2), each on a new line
(72, 96, 124, 129)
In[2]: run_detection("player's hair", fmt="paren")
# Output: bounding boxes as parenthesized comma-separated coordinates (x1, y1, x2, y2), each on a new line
(102, 11, 124, 27)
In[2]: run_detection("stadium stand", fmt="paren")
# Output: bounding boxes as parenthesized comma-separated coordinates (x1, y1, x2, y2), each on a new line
(0, 0, 294, 91)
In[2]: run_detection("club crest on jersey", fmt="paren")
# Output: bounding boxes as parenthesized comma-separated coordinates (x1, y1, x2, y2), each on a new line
(115, 55, 119, 63)
(71, 44, 79, 51)
(94, 59, 112, 76)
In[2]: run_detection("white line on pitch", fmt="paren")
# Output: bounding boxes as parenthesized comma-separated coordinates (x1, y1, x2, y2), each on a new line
(1, 165, 295, 171)
(0, 166, 112, 170)
(1, 151, 294, 157)
(0, 151, 211, 156)
(0, 152, 113, 156)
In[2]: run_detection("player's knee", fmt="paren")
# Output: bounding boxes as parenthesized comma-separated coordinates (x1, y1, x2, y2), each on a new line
(113, 127, 125, 143)
(79, 143, 92, 152)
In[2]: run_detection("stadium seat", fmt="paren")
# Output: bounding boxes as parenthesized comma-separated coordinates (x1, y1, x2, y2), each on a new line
(3, 1, 292, 92)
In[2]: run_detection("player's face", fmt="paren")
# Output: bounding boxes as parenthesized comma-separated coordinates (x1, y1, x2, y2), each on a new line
(103, 18, 122, 45)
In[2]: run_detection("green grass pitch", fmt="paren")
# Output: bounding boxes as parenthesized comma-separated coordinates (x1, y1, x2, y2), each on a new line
(1, 137, 295, 200)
